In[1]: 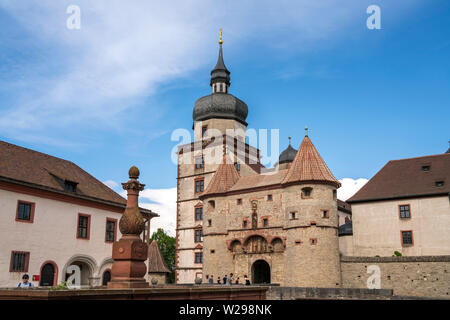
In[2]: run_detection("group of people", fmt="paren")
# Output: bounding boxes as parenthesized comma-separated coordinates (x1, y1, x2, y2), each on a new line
(205, 273, 251, 285)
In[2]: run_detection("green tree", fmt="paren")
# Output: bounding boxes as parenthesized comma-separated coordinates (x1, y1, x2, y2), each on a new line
(150, 228, 176, 283)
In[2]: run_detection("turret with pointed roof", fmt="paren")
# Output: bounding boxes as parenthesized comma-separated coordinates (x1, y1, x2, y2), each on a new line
(199, 152, 240, 199)
(282, 131, 341, 188)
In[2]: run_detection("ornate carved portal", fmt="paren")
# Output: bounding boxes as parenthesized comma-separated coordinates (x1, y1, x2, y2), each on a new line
(245, 236, 268, 254)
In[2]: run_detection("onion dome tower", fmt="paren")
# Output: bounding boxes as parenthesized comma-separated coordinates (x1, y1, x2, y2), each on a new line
(278, 136, 297, 170)
(193, 29, 248, 139)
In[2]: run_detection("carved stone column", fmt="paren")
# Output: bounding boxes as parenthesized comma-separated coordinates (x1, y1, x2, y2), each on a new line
(108, 166, 150, 289)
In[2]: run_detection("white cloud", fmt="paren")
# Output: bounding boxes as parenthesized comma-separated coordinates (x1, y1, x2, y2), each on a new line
(103, 180, 119, 189)
(0, 0, 409, 145)
(138, 187, 177, 237)
(337, 178, 369, 201)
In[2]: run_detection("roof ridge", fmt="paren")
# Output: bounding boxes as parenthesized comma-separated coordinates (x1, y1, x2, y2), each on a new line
(389, 153, 450, 162)
(0, 140, 75, 165)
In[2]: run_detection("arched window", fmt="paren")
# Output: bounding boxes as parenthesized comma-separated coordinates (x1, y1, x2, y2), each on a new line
(102, 269, 111, 286)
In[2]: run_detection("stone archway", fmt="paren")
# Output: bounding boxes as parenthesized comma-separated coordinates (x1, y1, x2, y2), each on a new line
(62, 254, 98, 287)
(251, 260, 270, 284)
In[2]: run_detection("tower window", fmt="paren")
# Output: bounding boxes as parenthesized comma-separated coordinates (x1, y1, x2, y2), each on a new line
(401, 231, 413, 246)
(195, 179, 204, 193)
(302, 187, 312, 198)
(263, 218, 268, 227)
(194, 252, 203, 264)
(267, 194, 273, 201)
(208, 219, 212, 227)
(242, 219, 248, 228)
(195, 157, 204, 169)
(310, 238, 318, 245)
(290, 212, 296, 220)
(195, 207, 203, 221)
(322, 210, 329, 218)
(195, 229, 203, 243)
(399, 205, 411, 219)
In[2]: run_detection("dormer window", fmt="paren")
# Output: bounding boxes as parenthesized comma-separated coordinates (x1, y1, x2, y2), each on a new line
(64, 180, 77, 192)
(435, 181, 444, 187)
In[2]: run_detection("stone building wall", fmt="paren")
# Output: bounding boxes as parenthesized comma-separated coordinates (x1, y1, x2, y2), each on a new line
(340, 256, 450, 298)
(202, 184, 341, 287)
(175, 136, 260, 284)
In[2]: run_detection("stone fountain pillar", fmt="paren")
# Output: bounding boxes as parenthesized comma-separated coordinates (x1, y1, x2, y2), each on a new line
(108, 166, 149, 289)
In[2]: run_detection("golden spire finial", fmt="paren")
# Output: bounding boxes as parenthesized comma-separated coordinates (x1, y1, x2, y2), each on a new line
(219, 28, 223, 45)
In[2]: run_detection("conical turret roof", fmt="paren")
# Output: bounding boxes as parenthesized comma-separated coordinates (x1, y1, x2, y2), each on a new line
(148, 240, 170, 273)
(200, 154, 240, 198)
(282, 135, 340, 187)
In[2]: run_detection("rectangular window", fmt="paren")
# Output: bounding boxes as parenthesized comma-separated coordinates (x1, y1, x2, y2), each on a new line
(399, 205, 411, 219)
(202, 126, 207, 137)
(195, 207, 203, 221)
(16, 201, 34, 222)
(77, 214, 90, 240)
(401, 231, 413, 246)
(195, 229, 203, 243)
(208, 219, 212, 227)
(195, 157, 204, 169)
(195, 179, 204, 193)
(290, 212, 296, 220)
(263, 218, 268, 228)
(195, 252, 203, 264)
(237, 199, 242, 205)
(242, 220, 248, 228)
(105, 219, 116, 243)
(10, 251, 29, 272)
(322, 210, 329, 218)
(267, 194, 273, 201)
(310, 238, 318, 245)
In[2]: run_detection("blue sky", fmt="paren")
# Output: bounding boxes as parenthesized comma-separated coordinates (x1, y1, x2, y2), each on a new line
(1, 1, 449, 233)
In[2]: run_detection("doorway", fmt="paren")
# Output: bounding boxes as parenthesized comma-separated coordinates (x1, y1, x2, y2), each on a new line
(40, 262, 56, 286)
(251, 260, 270, 284)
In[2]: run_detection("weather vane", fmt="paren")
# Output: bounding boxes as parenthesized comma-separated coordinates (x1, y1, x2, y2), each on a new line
(219, 28, 223, 45)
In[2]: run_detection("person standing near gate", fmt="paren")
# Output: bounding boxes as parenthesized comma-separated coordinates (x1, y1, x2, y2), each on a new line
(17, 274, 34, 288)
(209, 275, 214, 284)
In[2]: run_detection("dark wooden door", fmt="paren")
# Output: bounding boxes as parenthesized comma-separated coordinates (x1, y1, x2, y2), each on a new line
(40, 263, 55, 286)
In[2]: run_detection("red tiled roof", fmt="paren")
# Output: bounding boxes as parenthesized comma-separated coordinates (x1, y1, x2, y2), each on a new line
(282, 136, 340, 187)
(201, 154, 240, 197)
(0, 140, 132, 208)
(228, 169, 287, 192)
(347, 153, 450, 203)
(148, 240, 170, 273)
(337, 199, 352, 214)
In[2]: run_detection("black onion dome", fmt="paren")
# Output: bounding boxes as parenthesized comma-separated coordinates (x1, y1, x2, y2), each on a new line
(193, 93, 248, 126)
(279, 143, 297, 164)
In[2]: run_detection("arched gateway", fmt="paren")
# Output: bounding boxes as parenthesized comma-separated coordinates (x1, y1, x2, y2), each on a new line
(251, 260, 270, 284)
